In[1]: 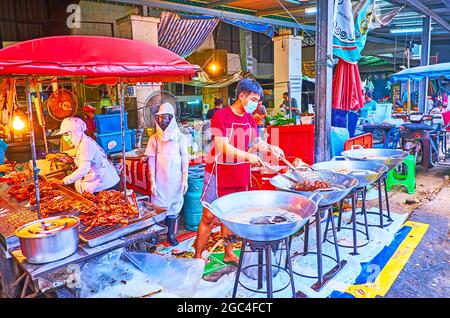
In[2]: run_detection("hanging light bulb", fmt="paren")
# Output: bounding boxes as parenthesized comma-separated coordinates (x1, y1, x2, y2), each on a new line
(210, 62, 218, 73)
(12, 115, 25, 131)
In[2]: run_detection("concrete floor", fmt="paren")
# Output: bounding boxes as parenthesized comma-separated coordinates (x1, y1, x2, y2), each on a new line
(385, 166, 450, 298)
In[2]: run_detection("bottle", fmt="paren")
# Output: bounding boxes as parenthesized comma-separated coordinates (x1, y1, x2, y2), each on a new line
(296, 115, 301, 125)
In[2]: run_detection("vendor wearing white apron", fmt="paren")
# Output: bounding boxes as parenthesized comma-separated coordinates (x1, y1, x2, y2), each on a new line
(54, 117, 120, 194)
(142, 102, 189, 246)
(194, 78, 284, 264)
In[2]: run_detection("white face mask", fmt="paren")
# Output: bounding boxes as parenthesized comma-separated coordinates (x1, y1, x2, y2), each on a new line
(68, 132, 83, 147)
(244, 100, 258, 114)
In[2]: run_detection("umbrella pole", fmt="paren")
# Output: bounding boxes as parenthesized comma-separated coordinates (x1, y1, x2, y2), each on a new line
(119, 79, 127, 199)
(288, 80, 292, 120)
(26, 78, 41, 219)
(34, 88, 48, 154)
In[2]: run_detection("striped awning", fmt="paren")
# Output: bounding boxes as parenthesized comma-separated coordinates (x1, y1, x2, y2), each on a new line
(158, 12, 219, 58)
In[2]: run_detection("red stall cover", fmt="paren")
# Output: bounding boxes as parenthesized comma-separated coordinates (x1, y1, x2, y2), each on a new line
(332, 58, 364, 110)
(0, 36, 199, 83)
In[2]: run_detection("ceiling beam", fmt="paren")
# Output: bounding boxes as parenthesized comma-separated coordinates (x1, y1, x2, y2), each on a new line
(112, 0, 316, 31)
(256, 5, 308, 17)
(387, 0, 450, 32)
(205, 0, 236, 8)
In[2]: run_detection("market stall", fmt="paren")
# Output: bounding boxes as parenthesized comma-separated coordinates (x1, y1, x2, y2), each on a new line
(0, 35, 199, 297)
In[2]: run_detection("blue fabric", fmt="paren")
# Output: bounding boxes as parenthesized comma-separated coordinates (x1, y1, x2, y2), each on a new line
(331, 109, 358, 137)
(0, 139, 7, 164)
(390, 62, 450, 82)
(180, 14, 274, 38)
(331, 127, 350, 157)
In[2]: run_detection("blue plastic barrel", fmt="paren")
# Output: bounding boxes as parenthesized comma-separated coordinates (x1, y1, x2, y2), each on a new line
(183, 166, 205, 231)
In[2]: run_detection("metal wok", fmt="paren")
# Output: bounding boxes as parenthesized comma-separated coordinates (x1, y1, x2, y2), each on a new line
(202, 191, 322, 242)
(270, 170, 358, 207)
(341, 145, 408, 170)
(312, 157, 388, 188)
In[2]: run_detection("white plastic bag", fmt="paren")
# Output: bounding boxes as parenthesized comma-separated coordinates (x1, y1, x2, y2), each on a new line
(124, 251, 205, 298)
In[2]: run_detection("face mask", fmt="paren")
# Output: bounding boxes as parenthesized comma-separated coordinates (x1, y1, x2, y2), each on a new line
(244, 100, 258, 114)
(68, 132, 83, 147)
(156, 114, 173, 131)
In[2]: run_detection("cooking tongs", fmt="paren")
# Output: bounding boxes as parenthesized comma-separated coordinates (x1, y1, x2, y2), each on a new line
(262, 162, 300, 184)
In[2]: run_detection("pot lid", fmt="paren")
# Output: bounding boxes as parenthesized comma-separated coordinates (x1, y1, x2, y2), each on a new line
(15, 216, 79, 238)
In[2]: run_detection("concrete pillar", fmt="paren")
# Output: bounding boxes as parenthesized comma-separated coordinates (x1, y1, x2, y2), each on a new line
(273, 31, 303, 114)
(116, 15, 161, 129)
(418, 16, 431, 113)
(314, 0, 334, 163)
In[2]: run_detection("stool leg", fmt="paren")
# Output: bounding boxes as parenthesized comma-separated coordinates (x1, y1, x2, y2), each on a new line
(284, 238, 296, 298)
(329, 207, 341, 263)
(362, 188, 370, 240)
(323, 208, 331, 243)
(232, 240, 247, 298)
(257, 249, 263, 290)
(338, 199, 344, 231)
(303, 221, 309, 254)
(383, 177, 393, 222)
(315, 210, 323, 285)
(377, 179, 384, 228)
(265, 245, 273, 298)
(350, 192, 358, 255)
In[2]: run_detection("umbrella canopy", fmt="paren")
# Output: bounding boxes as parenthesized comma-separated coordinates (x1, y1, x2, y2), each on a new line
(332, 58, 364, 110)
(0, 36, 199, 83)
(390, 62, 450, 82)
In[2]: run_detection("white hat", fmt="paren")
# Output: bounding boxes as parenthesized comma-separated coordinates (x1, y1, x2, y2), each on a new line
(57, 117, 87, 135)
(155, 102, 175, 116)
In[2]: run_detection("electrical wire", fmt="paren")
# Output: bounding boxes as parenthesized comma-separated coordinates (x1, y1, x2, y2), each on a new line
(275, 0, 335, 66)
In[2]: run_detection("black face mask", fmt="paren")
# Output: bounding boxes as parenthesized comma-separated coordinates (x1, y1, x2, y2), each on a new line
(155, 114, 173, 131)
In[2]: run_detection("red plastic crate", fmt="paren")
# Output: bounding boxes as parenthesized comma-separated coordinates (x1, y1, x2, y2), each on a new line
(344, 133, 373, 150)
(267, 124, 315, 165)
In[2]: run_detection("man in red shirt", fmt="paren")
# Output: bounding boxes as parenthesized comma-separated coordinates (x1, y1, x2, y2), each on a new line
(194, 78, 284, 264)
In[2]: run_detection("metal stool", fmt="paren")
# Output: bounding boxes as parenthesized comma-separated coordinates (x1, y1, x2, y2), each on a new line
(324, 187, 370, 256)
(232, 238, 296, 298)
(356, 174, 393, 228)
(290, 206, 347, 291)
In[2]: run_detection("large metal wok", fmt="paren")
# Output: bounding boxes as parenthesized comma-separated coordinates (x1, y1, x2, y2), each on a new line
(312, 157, 388, 188)
(202, 191, 322, 242)
(341, 145, 408, 170)
(270, 170, 358, 207)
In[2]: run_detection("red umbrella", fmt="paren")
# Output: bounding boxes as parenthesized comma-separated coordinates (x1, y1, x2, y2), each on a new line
(332, 58, 364, 110)
(0, 35, 199, 83)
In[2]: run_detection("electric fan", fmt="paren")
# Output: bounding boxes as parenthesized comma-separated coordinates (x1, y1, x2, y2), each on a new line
(143, 90, 180, 128)
(46, 88, 78, 121)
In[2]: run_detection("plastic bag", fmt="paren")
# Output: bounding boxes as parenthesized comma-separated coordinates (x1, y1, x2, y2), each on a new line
(124, 251, 205, 298)
(77, 248, 124, 298)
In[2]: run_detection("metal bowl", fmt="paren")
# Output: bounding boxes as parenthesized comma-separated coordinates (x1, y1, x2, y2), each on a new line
(312, 157, 388, 188)
(270, 171, 358, 207)
(202, 190, 321, 242)
(341, 146, 408, 170)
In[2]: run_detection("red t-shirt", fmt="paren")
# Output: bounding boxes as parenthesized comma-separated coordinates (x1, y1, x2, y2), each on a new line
(205, 106, 258, 173)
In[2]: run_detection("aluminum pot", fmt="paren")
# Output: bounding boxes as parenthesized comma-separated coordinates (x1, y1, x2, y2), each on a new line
(15, 215, 80, 264)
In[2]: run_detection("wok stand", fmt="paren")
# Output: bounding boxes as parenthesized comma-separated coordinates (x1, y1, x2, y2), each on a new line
(356, 173, 394, 229)
(289, 205, 347, 292)
(324, 187, 370, 256)
(232, 238, 296, 298)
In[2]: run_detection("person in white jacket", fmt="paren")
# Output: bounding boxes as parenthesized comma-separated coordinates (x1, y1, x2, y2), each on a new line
(54, 117, 120, 194)
(142, 102, 189, 246)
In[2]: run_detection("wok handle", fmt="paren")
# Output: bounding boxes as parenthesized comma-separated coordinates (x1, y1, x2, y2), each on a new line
(351, 144, 365, 150)
(308, 192, 324, 207)
(331, 156, 349, 161)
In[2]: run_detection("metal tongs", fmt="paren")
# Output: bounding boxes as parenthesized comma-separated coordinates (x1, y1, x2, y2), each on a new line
(262, 162, 300, 184)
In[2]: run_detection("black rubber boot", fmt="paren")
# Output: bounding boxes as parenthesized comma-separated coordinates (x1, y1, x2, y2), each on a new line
(166, 216, 179, 246)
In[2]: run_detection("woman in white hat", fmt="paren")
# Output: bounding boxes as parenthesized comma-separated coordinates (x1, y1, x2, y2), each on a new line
(142, 102, 189, 246)
(53, 117, 120, 194)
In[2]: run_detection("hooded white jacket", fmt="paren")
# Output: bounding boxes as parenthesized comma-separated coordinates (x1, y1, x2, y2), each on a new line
(144, 103, 189, 216)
